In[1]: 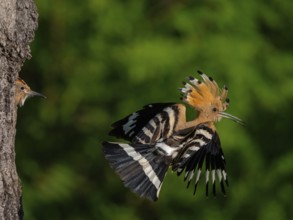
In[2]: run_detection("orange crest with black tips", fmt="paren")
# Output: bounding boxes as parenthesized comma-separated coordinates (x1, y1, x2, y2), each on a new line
(180, 71, 229, 112)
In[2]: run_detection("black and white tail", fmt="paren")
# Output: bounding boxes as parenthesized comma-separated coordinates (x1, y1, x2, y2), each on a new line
(102, 142, 170, 201)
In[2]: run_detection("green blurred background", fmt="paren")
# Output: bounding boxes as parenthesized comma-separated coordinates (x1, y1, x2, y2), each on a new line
(16, 0, 292, 219)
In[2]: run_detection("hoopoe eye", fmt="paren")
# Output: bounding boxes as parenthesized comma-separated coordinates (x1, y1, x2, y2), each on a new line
(212, 107, 217, 112)
(20, 86, 25, 90)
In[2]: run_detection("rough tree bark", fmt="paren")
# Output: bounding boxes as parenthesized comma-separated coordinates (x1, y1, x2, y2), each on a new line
(0, 0, 38, 219)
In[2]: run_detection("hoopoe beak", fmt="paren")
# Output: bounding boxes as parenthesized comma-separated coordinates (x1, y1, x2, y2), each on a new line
(27, 90, 47, 99)
(219, 112, 245, 126)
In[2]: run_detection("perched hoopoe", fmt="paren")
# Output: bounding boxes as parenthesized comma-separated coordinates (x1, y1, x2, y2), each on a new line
(102, 71, 244, 201)
(15, 77, 46, 107)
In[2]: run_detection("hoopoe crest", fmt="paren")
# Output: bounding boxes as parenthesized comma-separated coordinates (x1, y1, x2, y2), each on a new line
(102, 70, 244, 201)
(180, 71, 243, 126)
(15, 77, 46, 107)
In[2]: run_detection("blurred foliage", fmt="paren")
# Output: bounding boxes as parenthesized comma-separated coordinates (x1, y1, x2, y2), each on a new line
(16, 0, 292, 219)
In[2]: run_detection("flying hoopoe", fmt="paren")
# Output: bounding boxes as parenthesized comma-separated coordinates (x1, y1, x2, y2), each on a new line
(102, 71, 244, 201)
(15, 77, 46, 107)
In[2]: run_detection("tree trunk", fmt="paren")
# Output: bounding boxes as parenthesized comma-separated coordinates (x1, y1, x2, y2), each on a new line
(0, 0, 38, 219)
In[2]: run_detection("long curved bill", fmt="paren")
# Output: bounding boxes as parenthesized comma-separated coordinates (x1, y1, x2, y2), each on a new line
(219, 112, 245, 126)
(28, 90, 47, 99)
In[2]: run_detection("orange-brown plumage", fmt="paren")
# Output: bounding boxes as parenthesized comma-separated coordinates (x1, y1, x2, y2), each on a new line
(180, 71, 243, 127)
(15, 77, 46, 107)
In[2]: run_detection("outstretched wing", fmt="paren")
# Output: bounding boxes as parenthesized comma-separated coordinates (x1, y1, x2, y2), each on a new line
(109, 103, 186, 144)
(173, 124, 228, 196)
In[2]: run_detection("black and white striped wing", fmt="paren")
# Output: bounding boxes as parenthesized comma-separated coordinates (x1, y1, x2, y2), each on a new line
(109, 103, 175, 141)
(173, 124, 228, 196)
(103, 103, 185, 200)
(109, 103, 183, 144)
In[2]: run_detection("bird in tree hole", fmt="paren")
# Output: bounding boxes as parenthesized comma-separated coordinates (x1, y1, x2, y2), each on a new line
(15, 77, 46, 107)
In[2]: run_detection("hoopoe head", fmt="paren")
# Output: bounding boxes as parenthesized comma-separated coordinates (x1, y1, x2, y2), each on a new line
(180, 71, 244, 125)
(15, 78, 46, 107)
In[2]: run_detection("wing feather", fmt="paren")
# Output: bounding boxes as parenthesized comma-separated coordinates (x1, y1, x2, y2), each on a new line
(173, 124, 228, 196)
(109, 103, 175, 141)
(109, 103, 186, 144)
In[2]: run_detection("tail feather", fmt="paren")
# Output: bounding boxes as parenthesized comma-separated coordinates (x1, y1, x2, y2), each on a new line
(102, 141, 170, 201)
